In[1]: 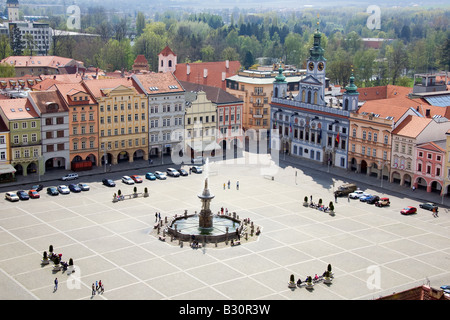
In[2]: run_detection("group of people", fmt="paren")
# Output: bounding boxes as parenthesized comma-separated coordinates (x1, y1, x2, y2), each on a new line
(220, 207, 229, 215)
(155, 212, 162, 222)
(223, 180, 239, 190)
(295, 270, 333, 287)
(92, 280, 104, 296)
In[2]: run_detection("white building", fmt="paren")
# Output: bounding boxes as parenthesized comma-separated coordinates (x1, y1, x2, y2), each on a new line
(132, 73, 185, 160)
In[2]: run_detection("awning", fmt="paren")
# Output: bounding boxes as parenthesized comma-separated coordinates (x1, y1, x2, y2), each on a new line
(0, 164, 16, 174)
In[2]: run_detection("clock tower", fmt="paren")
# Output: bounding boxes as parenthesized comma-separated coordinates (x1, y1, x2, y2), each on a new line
(297, 25, 327, 106)
(306, 28, 327, 85)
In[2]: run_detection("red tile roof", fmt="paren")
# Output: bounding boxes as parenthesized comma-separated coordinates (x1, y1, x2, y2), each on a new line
(82, 78, 144, 98)
(174, 60, 241, 90)
(28, 90, 69, 113)
(391, 115, 432, 137)
(133, 73, 184, 94)
(0, 98, 38, 120)
(159, 46, 176, 57)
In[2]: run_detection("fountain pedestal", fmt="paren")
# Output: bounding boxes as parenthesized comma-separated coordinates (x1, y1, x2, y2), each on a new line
(198, 178, 215, 228)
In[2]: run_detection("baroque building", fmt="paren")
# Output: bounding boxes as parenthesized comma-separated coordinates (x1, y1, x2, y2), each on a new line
(270, 28, 356, 169)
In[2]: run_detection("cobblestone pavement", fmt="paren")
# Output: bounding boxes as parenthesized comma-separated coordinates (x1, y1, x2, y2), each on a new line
(0, 152, 449, 300)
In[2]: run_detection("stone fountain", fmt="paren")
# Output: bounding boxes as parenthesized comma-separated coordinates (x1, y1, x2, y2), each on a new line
(198, 178, 214, 228)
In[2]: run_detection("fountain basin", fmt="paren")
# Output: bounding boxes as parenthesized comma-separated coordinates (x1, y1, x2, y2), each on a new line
(167, 214, 242, 243)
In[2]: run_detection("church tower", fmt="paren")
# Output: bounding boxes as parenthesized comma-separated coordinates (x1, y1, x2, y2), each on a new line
(297, 17, 327, 107)
(342, 72, 359, 111)
(273, 64, 287, 99)
(158, 46, 177, 73)
(7, 0, 20, 22)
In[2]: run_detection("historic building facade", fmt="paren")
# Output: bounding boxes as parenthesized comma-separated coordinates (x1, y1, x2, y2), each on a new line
(270, 29, 355, 169)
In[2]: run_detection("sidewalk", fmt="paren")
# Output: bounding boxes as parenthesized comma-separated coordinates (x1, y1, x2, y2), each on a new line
(1, 155, 175, 190)
(281, 153, 450, 209)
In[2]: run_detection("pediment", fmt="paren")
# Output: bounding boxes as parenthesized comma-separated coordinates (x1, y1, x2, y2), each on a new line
(300, 75, 322, 86)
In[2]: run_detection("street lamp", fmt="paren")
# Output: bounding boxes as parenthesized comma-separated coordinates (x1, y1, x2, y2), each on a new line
(102, 145, 110, 173)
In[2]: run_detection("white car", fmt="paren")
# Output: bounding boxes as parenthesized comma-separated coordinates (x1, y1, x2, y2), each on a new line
(166, 168, 180, 177)
(57, 185, 70, 194)
(122, 176, 135, 184)
(349, 190, 369, 199)
(5, 192, 19, 202)
(61, 173, 79, 181)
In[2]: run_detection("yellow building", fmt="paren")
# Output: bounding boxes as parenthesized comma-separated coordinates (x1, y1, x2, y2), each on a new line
(83, 78, 148, 166)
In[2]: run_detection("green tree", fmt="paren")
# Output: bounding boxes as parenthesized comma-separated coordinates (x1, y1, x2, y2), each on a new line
(136, 12, 146, 37)
(0, 35, 12, 60)
(386, 40, 408, 85)
(0, 62, 15, 77)
(201, 45, 215, 62)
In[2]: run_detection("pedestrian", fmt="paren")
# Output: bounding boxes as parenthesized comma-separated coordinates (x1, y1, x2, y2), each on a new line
(236, 181, 239, 190)
(155, 212, 158, 222)
(92, 283, 96, 296)
(158, 212, 161, 221)
(228, 180, 231, 189)
(223, 183, 226, 190)
(436, 207, 439, 217)
(54, 278, 58, 292)
(310, 195, 312, 203)
(99, 280, 102, 290)
(96, 280, 99, 291)
(412, 185, 416, 191)
(189, 167, 192, 174)
(335, 194, 337, 203)
(221, 207, 224, 214)
(100, 283, 104, 294)
(347, 195, 350, 202)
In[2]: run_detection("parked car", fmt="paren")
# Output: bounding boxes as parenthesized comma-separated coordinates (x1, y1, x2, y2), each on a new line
(400, 206, 417, 215)
(31, 184, 44, 192)
(191, 156, 204, 164)
(47, 187, 59, 196)
(130, 175, 143, 183)
(348, 190, 368, 199)
(78, 183, 90, 191)
(102, 179, 116, 187)
(5, 192, 19, 202)
(17, 190, 30, 200)
(154, 171, 167, 180)
(69, 184, 82, 193)
(334, 183, 357, 197)
(122, 176, 135, 185)
(57, 185, 70, 194)
(166, 168, 180, 177)
(359, 194, 373, 202)
(61, 173, 79, 181)
(145, 172, 156, 180)
(177, 168, 188, 176)
(28, 189, 40, 199)
(191, 166, 202, 174)
(366, 195, 380, 204)
(375, 197, 390, 207)
(419, 202, 438, 211)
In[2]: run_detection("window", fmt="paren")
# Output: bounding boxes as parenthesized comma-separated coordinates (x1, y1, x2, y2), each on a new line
(384, 135, 388, 144)
(362, 131, 366, 140)
(31, 133, 37, 142)
(373, 133, 377, 142)
(352, 128, 356, 137)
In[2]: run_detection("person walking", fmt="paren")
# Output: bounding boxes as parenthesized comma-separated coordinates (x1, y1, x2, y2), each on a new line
(223, 182, 226, 190)
(155, 212, 158, 222)
(236, 181, 239, 190)
(54, 278, 58, 292)
(92, 283, 96, 296)
(228, 180, 231, 189)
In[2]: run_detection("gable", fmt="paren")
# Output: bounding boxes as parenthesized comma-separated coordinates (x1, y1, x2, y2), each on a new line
(300, 75, 322, 86)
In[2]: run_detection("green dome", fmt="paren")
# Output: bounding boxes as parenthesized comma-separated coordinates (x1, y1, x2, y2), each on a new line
(275, 66, 286, 83)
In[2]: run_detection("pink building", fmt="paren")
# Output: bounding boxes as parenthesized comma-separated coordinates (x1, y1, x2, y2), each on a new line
(414, 141, 446, 194)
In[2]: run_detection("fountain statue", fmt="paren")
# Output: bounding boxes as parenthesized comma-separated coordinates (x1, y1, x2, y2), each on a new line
(198, 178, 215, 228)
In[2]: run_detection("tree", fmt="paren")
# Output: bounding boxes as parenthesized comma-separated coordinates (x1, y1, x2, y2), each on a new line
(136, 12, 146, 37)
(0, 35, 12, 60)
(0, 62, 15, 77)
(386, 40, 408, 85)
(201, 45, 215, 62)
(10, 25, 23, 56)
(243, 50, 254, 69)
(221, 47, 239, 61)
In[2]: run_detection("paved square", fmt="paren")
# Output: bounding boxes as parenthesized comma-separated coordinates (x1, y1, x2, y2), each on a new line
(0, 156, 449, 300)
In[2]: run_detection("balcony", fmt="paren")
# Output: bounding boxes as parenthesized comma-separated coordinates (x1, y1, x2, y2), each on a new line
(251, 91, 266, 97)
(252, 102, 265, 107)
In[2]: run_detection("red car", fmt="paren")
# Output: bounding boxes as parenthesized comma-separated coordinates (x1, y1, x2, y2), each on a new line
(28, 189, 40, 199)
(400, 206, 417, 215)
(130, 175, 143, 183)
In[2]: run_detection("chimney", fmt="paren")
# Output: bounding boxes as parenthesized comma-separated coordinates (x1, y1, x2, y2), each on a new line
(226, 60, 229, 69)
(426, 109, 430, 117)
(186, 63, 190, 75)
(222, 72, 226, 82)
(204, 68, 208, 78)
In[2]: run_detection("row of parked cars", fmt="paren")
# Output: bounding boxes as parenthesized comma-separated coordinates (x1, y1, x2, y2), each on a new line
(347, 188, 439, 215)
(5, 182, 90, 201)
(102, 166, 203, 187)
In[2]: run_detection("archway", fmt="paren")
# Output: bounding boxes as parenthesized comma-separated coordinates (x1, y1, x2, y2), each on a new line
(27, 162, 37, 175)
(416, 177, 427, 190)
(392, 172, 401, 184)
(101, 153, 113, 165)
(350, 158, 357, 171)
(14, 164, 23, 176)
(133, 149, 145, 161)
(117, 151, 129, 163)
(360, 160, 368, 174)
(430, 181, 442, 194)
(370, 162, 378, 178)
(403, 174, 412, 187)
